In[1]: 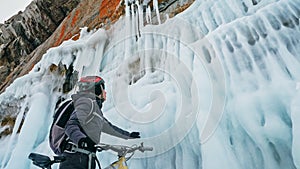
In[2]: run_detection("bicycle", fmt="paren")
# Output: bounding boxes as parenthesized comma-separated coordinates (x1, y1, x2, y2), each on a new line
(28, 142, 153, 169)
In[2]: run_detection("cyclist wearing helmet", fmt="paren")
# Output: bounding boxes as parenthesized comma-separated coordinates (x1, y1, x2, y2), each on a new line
(59, 76, 140, 169)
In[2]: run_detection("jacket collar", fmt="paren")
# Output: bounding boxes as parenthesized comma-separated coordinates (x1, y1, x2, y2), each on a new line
(72, 92, 104, 109)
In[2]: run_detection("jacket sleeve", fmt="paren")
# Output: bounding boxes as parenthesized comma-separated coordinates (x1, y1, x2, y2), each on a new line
(102, 117, 131, 139)
(65, 112, 87, 145)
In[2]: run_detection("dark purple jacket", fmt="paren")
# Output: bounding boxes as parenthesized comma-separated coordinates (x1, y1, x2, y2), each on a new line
(65, 92, 131, 145)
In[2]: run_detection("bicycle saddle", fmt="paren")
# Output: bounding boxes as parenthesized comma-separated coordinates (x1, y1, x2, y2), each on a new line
(28, 153, 65, 168)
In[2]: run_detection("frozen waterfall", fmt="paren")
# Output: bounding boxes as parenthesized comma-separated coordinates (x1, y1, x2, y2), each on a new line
(0, 0, 300, 169)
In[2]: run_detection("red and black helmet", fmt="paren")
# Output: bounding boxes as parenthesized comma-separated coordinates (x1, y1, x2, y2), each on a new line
(77, 76, 105, 95)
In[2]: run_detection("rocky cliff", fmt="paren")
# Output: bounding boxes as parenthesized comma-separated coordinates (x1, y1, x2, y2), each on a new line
(0, 0, 81, 92)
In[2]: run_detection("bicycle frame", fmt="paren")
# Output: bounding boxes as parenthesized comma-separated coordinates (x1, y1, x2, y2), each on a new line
(104, 156, 128, 169)
(98, 142, 153, 169)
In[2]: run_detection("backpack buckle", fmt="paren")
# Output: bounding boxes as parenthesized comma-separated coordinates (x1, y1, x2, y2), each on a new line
(64, 142, 96, 155)
(64, 142, 78, 154)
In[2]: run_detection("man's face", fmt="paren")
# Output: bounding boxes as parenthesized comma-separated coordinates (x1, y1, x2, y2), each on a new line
(100, 90, 106, 101)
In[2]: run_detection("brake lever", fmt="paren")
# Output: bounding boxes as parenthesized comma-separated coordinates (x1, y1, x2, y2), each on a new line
(95, 144, 110, 151)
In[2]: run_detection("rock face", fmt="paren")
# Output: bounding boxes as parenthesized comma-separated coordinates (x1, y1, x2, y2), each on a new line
(0, 0, 81, 92)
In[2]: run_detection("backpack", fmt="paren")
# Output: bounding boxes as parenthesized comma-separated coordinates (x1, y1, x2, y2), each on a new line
(49, 99, 74, 155)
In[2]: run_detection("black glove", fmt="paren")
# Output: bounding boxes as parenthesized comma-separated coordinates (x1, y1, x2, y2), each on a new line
(78, 137, 97, 152)
(129, 132, 141, 139)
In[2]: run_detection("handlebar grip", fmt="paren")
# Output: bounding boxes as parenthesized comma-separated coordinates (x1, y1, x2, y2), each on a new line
(141, 147, 153, 152)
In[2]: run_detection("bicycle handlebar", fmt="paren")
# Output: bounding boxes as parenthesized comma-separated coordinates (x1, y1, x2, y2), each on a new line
(95, 142, 153, 157)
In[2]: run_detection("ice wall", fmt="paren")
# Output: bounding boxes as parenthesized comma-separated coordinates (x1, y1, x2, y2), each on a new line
(179, 0, 300, 168)
(108, 0, 300, 168)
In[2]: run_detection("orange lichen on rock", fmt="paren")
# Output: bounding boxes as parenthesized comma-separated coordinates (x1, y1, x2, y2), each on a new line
(50, 0, 194, 47)
(71, 33, 81, 41)
(99, 0, 121, 19)
(53, 15, 71, 47)
(71, 8, 81, 27)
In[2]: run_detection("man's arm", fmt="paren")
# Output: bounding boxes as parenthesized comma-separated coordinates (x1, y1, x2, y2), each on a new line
(101, 117, 132, 139)
(65, 112, 87, 144)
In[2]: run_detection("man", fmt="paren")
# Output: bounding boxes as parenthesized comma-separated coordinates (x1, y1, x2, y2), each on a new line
(59, 76, 140, 169)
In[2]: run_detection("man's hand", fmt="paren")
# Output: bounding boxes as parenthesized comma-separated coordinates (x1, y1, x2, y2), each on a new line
(78, 137, 97, 152)
(129, 132, 141, 139)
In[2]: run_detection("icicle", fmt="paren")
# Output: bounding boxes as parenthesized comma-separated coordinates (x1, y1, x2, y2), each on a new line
(146, 5, 152, 24)
(136, 0, 144, 29)
(144, 33, 154, 74)
(134, 1, 140, 40)
(153, 0, 161, 24)
(130, 4, 136, 41)
(0, 100, 28, 169)
(124, 0, 131, 60)
(131, 3, 136, 37)
(125, 0, 130, 17)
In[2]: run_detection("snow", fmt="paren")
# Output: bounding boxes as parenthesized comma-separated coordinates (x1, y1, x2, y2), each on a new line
(0, 0, 300, 169)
